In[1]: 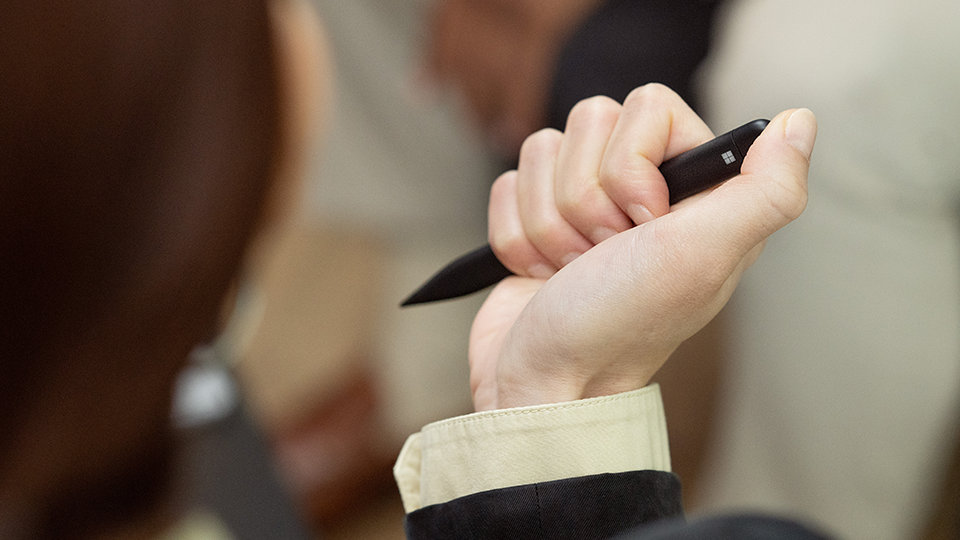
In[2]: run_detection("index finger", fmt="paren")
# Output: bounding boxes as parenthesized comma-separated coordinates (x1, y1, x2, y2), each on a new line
(598, 84, 714, 223)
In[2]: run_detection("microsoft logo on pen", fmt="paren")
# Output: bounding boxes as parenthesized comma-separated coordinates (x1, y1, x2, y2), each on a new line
(721, 150, 736, 165)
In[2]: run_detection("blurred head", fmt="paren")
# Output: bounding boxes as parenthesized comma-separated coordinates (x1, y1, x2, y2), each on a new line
(0, 0, 325, 536)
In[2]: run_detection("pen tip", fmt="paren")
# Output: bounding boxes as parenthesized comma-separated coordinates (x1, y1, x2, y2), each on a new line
(399, 244, 513, 307)
(399, 288, 428, 307)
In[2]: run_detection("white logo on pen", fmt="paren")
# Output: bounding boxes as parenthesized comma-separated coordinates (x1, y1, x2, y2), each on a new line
(721, 150, 736, 165)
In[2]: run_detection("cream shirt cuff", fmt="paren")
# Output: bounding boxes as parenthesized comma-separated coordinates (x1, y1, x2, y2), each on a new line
(393, 384, 671, 513)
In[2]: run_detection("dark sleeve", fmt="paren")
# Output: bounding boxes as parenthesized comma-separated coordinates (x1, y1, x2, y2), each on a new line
(616, 514, 835, 539)
(548, 0, 725, 129)
(404, 470, 683, 540)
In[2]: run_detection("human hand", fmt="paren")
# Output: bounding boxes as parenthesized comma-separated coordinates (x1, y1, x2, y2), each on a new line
(421, 0, 602, 156)
(468, 84, 817, 411)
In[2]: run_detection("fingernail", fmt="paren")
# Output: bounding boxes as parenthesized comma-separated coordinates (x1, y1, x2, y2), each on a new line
(527, 263, 554, 279)
(785, 108, 817, 158)
(628, 203, 656, 224)
(560, 252, 580, 267)
(592, 227, 617, 243)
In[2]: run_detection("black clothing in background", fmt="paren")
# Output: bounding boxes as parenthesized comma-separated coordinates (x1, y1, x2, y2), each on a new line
(173, 398, 310, 540)
(548, 0, 724, 130)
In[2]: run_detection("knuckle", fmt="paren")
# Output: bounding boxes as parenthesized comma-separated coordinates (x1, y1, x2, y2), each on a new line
(519, 127, 561, 158)
(555, 177, 594, 215)
(525, 216, 563, 250)
(490, 228, 525, 257)
(490, 170, 516, 200)
(598, 155, 641, 190)
(623, 83, 680, 110)
(489, 225, 530, 269)
(567, 95, 620, 125)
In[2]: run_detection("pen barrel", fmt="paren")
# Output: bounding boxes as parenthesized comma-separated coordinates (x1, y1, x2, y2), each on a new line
(661, 119, 768, 205)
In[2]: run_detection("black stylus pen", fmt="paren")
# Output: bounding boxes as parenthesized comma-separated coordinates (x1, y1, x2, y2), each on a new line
(402, 119, 769, 306)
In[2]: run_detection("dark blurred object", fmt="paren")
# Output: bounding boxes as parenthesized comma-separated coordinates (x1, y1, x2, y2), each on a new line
(271, 368, 400, 534)
(233, 223, 401, 534)
(920, 415, 960, 540)
(173, 362, 311, 540)
(548, 0, 723, 131)
(0, 0, 280, 537)
(619, 513, 833, 539)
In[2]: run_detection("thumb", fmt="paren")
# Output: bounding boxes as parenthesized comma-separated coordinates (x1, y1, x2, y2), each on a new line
(676, 108, 817, 260)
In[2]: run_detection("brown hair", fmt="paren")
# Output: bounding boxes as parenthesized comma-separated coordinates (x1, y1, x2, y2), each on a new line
(0, 0, 283, 534)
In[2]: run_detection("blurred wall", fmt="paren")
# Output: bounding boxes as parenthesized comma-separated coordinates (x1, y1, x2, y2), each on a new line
(696, 2, 960, 538)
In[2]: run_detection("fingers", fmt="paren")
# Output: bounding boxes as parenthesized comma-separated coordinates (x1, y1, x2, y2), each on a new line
(489, 84, 725, 275)
(552, 86, 714, 250)
(488, 127, 591, 275)
(599, 84, 714, 222)
(488, 160, 558, 279)
(506, 128, 596, 271)
(554, 96, 634, 243)
(479, 104, 816, 411)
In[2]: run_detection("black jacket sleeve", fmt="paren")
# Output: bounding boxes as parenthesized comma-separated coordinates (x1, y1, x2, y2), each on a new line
(403, 469, 834, 539)
(404, 471, 683, 540)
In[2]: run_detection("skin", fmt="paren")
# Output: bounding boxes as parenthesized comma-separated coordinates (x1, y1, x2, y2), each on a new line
(469, 85, 817, 410)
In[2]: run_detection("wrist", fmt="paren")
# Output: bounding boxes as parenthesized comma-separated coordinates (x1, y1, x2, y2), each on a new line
(493, 329, 672, 409)
(494, 352, 665, 410)
(495, 373, 585, 409)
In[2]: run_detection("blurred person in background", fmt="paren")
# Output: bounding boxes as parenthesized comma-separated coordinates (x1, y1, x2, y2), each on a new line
(422, 0, 723, 159)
